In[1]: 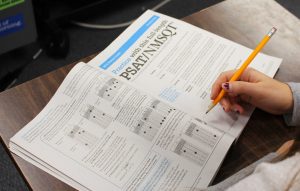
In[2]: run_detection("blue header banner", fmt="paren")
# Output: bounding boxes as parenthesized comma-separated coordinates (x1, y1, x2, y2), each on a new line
(0, 14, 24, 37)
(100, 15, 160, 70)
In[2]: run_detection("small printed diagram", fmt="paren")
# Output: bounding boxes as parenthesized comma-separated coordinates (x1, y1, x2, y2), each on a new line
(67, 125, 99, 148)
(80, 104, 113, 129)
(150, 100, 175, 116)
(185, 122, 219, 149)
(173, 139, 208, 166)
(132, 100, 175, 141)
(97, 78, 123, 101)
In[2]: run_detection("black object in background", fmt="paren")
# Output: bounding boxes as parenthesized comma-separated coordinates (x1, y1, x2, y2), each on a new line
(0, 48, 43, 92)
(0, 138, 30, 191)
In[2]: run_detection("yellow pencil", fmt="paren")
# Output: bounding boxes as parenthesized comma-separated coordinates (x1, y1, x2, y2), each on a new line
(206, 27, 277, 114)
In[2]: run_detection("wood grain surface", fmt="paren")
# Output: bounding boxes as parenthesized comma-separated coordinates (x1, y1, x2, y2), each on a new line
(0, 0, 299, 190)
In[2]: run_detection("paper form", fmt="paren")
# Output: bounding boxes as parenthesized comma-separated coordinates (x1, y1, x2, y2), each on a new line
(10, 10, 281, 191)
(88, 10, 281, 138)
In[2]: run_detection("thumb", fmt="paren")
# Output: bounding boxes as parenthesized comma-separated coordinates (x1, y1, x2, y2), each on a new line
(221, 81, 258, 97)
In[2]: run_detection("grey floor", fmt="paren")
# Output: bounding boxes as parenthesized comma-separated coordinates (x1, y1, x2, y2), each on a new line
(0, 0, 299, 190)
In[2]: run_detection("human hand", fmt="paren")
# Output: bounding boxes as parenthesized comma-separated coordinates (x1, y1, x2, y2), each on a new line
(210, 68, 293, 114)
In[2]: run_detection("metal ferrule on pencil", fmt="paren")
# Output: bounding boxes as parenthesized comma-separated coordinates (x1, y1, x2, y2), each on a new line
(268, 27, 277, 37)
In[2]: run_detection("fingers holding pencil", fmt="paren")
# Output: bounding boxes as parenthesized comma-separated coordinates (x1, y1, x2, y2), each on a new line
(209, 68, 294, 115)
(211, 69, 253, 114)
(206, 27, 277, 114)
(211, 70, 236, 99)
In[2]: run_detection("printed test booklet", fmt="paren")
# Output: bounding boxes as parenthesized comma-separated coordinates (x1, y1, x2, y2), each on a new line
(9, 10, 281, 191)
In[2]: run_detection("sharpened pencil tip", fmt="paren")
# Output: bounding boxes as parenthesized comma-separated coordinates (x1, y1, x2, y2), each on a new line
(205, 108, 211, 114)
(206, 103, 215, 114)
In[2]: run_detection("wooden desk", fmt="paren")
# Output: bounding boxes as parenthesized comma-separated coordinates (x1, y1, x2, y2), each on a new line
(0, 0, 299, 190)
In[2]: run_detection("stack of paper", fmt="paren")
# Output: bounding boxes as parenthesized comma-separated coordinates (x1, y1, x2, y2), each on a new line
(10, 10, 281, 190)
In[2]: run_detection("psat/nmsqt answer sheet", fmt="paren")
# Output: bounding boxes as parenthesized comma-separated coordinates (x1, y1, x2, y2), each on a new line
(10, 10, 281, 191)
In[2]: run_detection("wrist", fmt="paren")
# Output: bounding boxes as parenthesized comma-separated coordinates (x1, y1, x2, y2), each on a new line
(283, 83, 294, 114)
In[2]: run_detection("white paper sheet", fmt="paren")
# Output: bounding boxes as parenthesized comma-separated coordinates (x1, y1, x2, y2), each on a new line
(87, 10, 281, 138)
(10, 10, 281, 191)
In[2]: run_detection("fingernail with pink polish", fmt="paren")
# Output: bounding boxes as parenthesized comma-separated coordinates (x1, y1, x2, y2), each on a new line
(222, 82, 230, 91)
